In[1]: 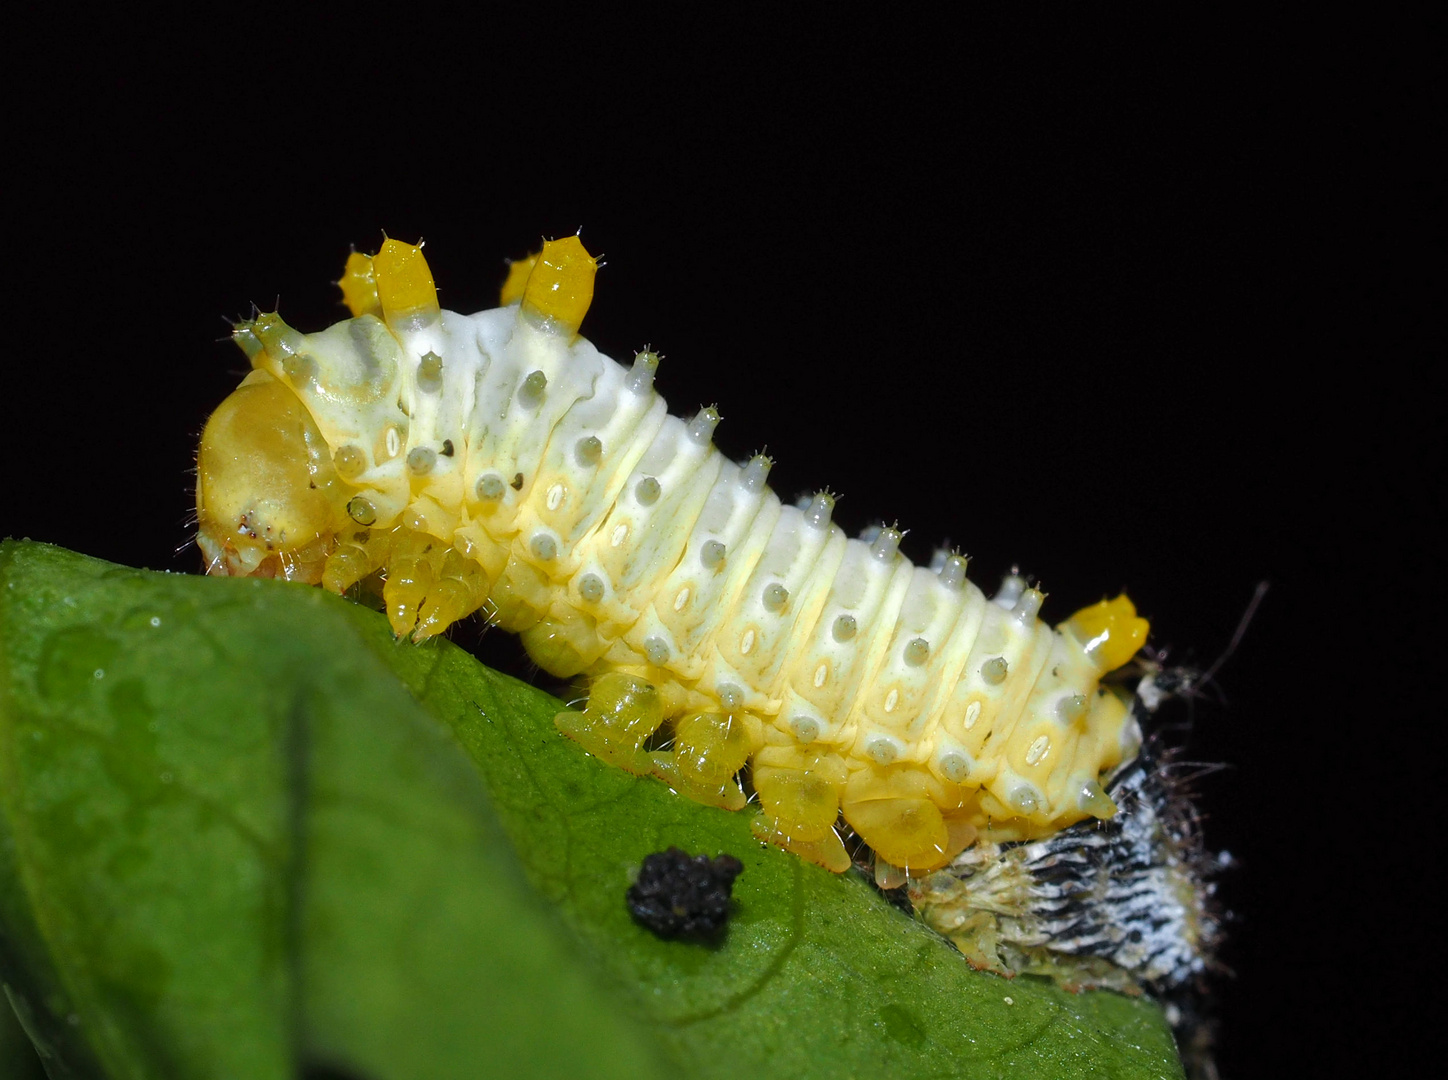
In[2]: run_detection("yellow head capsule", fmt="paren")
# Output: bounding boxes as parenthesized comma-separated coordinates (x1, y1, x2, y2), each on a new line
(521, 235, 597, 335)
(338, 250, 381, 318)
(1062, 595, 1150, 673)
(499, 252, 538, 306)
(196, 373, 351, 582)
(373, 237, 440, 332)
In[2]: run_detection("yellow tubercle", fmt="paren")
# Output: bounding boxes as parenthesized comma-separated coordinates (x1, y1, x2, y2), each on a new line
(1061, 594, 1150, 673)
(499, 252, 538, 306)
(521, 235, 597, 335)
(251, 312, 307, 366)
(1077, 778, 1118, 820)
(338, 250, 381, 318)
(231, 321, 264, 364)
(373, 237, 440, 331)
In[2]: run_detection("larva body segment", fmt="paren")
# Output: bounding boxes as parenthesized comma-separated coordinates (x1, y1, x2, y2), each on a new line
(197, 235, 1151, 876)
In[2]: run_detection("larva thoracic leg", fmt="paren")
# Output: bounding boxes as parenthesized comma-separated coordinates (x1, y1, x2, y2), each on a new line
(196, 234, 1151, 876)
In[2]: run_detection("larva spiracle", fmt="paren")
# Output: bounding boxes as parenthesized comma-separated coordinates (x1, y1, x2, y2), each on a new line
(196, 234, 1155, 883)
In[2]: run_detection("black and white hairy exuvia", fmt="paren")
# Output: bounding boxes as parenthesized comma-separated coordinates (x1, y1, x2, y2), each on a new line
(903, 668, 1232, 1078)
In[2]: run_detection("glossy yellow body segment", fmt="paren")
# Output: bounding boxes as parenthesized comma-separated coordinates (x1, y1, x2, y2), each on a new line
(499, 252, 538, 306)
(338, 251, 381, 318)
(373, 237, 440, 330)
(1061, 595, 1150, 673)
(521, 236, 597, 334)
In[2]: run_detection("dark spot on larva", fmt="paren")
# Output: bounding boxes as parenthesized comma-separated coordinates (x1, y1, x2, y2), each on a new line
(627, 847, 743, 942)
(510, 473, 524, 490)
(308, 480, 317, 489)
(441, 439, 455, 457)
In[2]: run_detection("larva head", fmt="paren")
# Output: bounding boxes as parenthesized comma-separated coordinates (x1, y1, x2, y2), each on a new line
(196, 372, 352, 582)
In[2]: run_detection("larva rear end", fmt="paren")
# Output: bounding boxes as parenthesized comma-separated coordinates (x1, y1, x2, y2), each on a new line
(196, 235, 1152, 881)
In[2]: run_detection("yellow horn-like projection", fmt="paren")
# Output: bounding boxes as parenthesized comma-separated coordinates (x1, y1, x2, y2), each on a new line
(520, 235, 597, 336)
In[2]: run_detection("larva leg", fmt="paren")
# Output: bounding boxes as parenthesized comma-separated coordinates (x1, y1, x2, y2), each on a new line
(413, 547, 492, 641)
(749, 743, 851, 873)
(554, 672, 665, 775)
(487, 557, 556, 634)
(649, 711, 762, 812)
(322, 527, 396, 594)
(518, 610, 608, 678)
(382, 530, 448, 638)
(840, 767, 960, 873)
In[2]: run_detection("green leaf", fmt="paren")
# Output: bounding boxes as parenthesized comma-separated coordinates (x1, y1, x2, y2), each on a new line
(0, 541, 659, 1080)
(0, 540, 1186, 1079)
(1, 992, 45, 1079)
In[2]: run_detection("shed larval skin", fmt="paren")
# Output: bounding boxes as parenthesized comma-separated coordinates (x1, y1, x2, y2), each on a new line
(196, 235, 1150, 876)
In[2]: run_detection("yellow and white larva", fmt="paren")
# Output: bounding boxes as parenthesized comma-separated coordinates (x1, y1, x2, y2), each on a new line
(196, 235, 1152, 878)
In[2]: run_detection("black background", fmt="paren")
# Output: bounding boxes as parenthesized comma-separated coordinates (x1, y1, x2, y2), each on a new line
(5, 9, 1432, 1078)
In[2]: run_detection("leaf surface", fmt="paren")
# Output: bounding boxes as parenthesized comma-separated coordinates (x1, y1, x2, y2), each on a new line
(0, 540, 1184, 1079)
